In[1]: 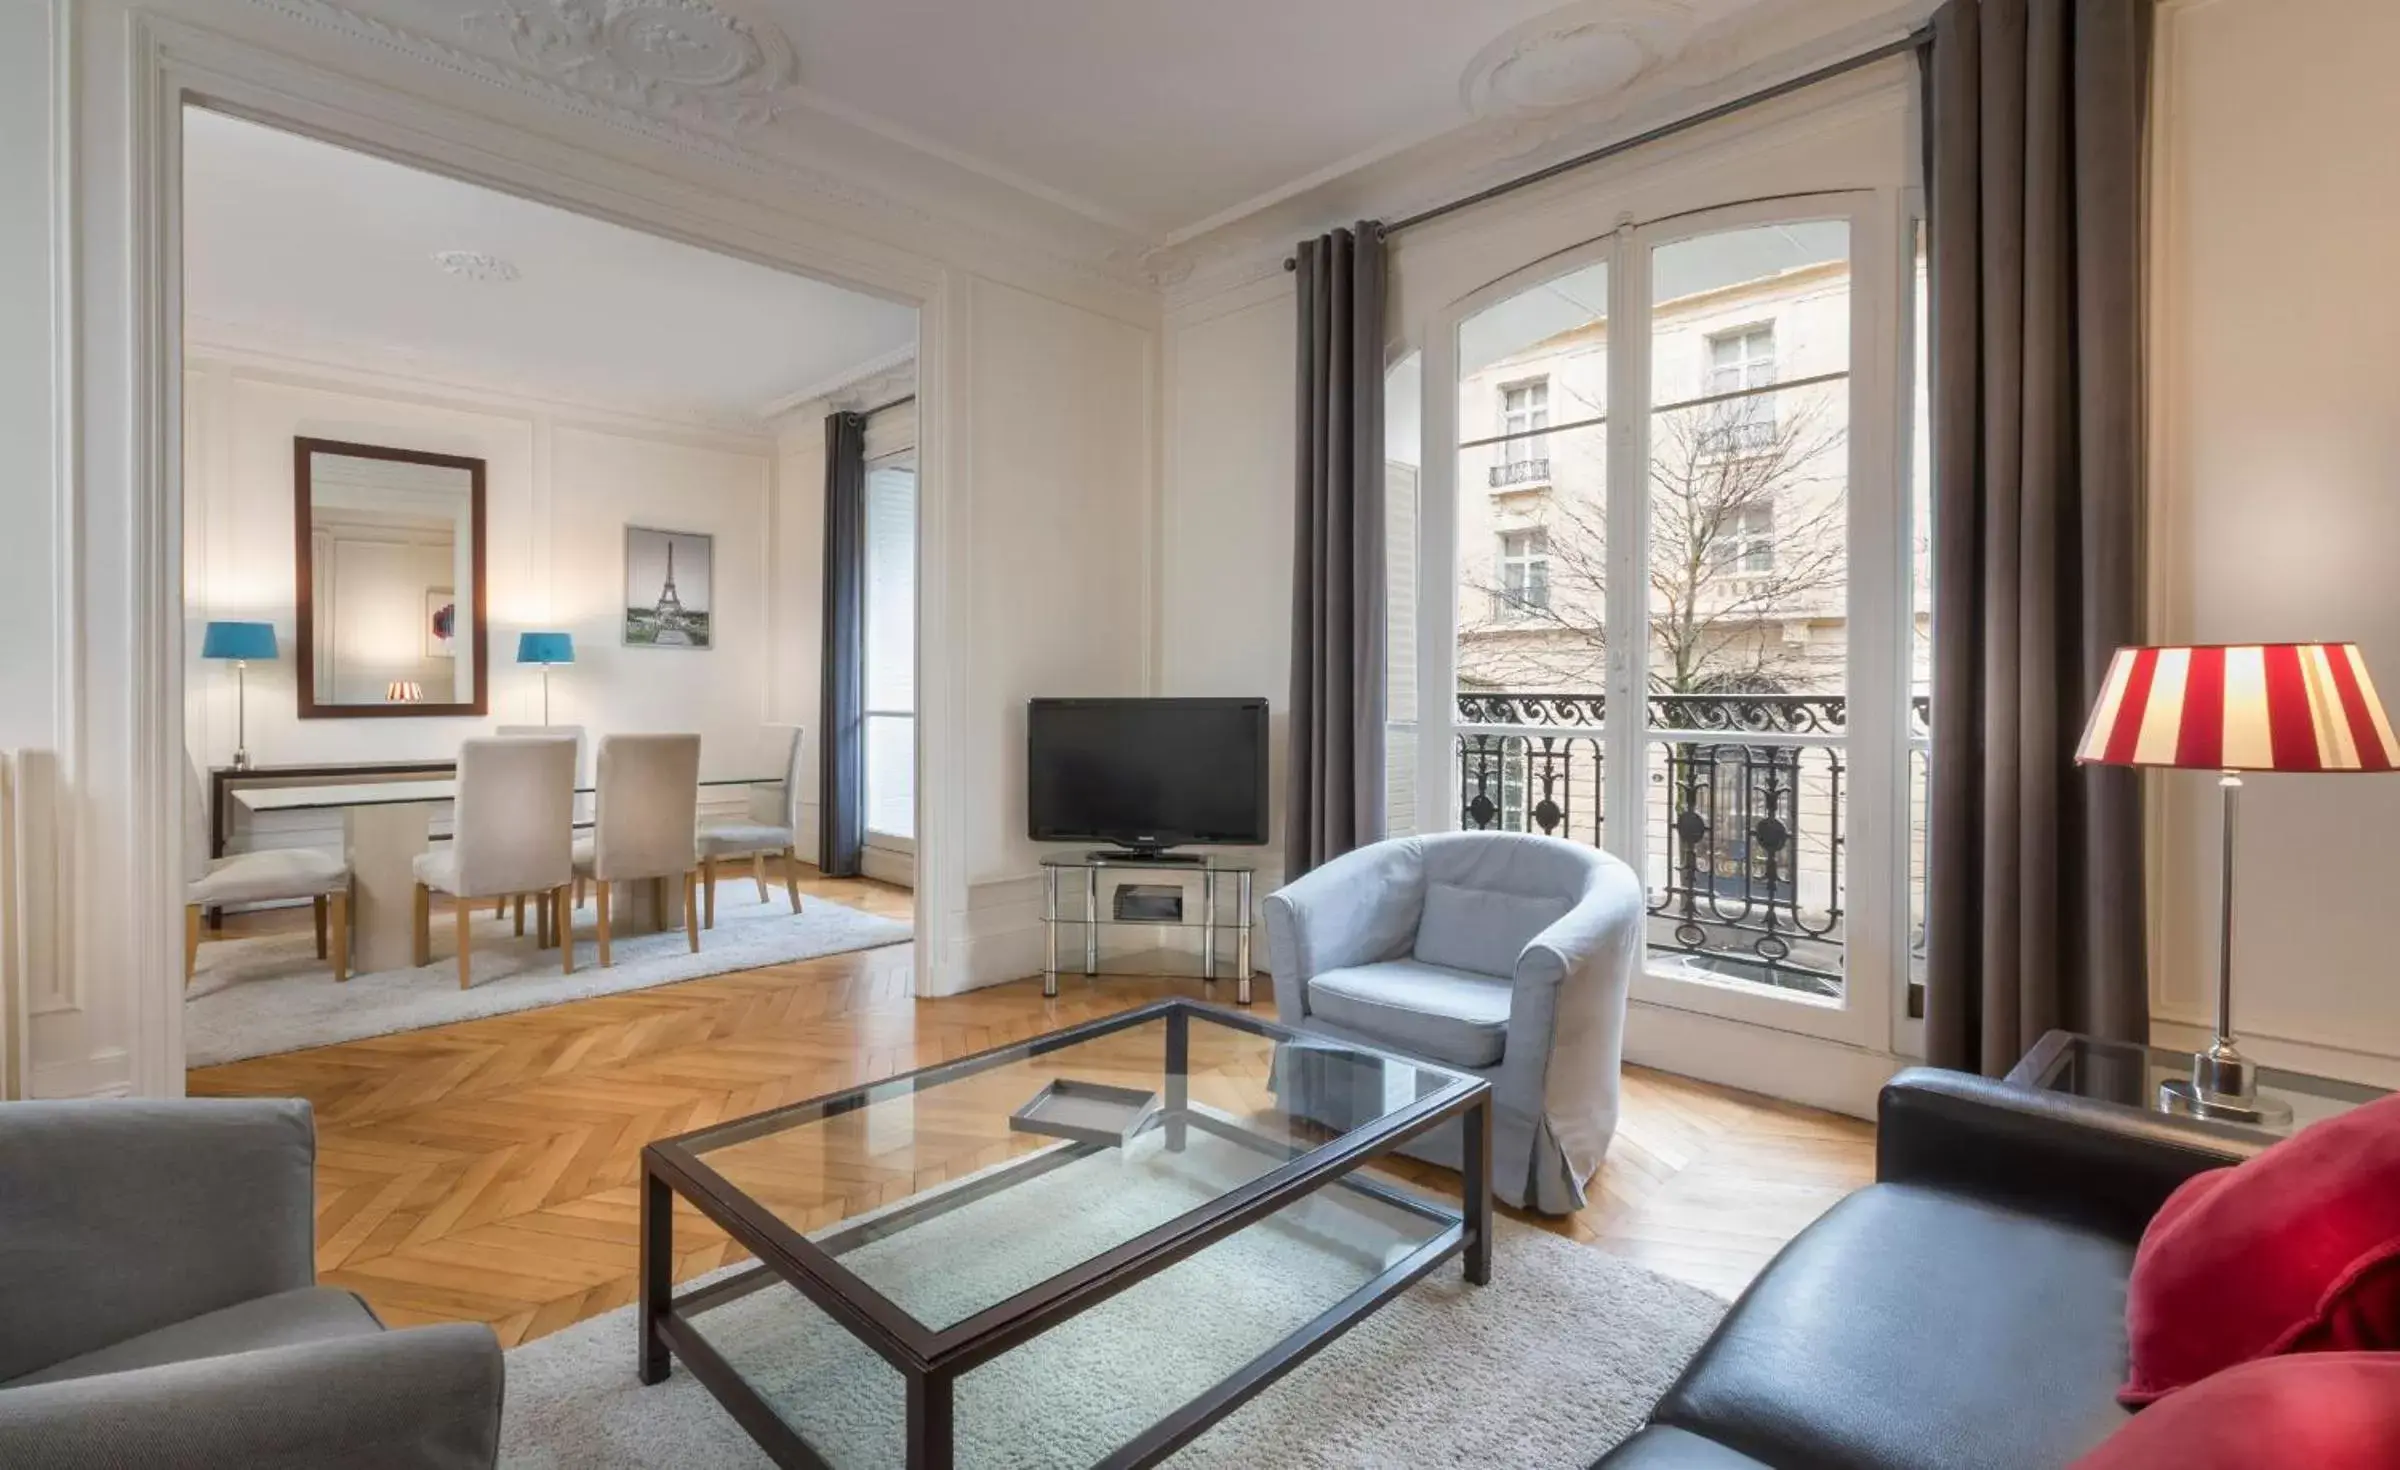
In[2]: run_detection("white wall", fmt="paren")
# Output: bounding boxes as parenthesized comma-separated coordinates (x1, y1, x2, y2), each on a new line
(1160, 271, 1296, 896)
(951, 277, 1157, 985)
(183, 354, 793, 790)
(2148, 0, 2400, 1087)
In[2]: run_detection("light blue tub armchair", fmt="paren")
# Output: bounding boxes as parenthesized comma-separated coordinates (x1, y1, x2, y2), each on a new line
(1263, 831, 1643, 1214)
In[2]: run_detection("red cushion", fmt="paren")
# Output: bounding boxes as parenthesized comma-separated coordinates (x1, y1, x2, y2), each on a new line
(2076, 1354, 2400, 1470)
(2123, 1090, 2400, 1404)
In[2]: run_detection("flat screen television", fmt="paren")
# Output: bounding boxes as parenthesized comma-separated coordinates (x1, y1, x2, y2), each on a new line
(1027, 697, 1269, 855)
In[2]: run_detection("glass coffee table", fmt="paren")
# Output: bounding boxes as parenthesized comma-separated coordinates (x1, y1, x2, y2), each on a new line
(639, 999, 1492, 1468)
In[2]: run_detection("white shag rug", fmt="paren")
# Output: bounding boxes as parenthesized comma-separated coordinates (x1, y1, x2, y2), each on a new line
(500, 1131, 1724, 1469)
(184, 884, 911, 1067)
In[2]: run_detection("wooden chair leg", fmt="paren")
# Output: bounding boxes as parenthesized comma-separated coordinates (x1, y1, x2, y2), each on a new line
(684, 870, 701, 953)
(513, 893, 526, 937)
(495, 898, 507, 921)
(783, 848, 802, 913)
(455, 899, 473, 990)
(752, 853, 768, 902)
(535, 890, 551, 949)
(556, 885, 575, 973)
(330, 890, 350, 983)
(412, 883, 432, 968)
(702, 857, 717, 928)
(313, 895, 329, 959)
(595, 880, 612, 969)
(184, 904, 202, 987)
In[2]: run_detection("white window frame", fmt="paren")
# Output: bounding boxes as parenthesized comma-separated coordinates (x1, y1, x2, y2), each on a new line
(862, 447, 917, 857)
(1498, 377, 1550, 464)
(1417, 192, 1907, 1050)
(1701, 322, 1780, 457)
(1495, 526, 1550, 616)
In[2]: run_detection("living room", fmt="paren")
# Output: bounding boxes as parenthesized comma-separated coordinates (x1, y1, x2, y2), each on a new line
(3, 0, 2395, 1467)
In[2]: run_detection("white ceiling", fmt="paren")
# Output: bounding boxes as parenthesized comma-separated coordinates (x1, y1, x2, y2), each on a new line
(758, 0, 1604, 235)
(320, 0, 1913, 263)
(182, 108, 919, 424)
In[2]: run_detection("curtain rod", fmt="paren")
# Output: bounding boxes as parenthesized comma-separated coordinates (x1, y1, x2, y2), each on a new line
(1282, 25, 1933, 270)
(861, 393, 916, 418)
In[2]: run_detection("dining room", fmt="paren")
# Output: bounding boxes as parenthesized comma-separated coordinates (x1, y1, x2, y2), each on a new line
(176, 108, 922, 1067)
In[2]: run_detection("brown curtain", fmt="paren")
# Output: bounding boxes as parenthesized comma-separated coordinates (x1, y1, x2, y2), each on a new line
(1924, 0, 2152, 1076)
(1287, 224, 1388, 875)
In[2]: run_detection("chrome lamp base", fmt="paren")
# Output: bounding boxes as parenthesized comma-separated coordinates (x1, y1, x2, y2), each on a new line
(2158, 1043, 2292, 1128)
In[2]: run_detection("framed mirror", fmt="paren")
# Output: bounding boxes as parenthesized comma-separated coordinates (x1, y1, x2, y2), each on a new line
(294, 437, 487, 717)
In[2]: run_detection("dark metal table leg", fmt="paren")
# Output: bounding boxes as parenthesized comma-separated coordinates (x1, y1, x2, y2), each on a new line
(907, 1370, 954, 1468)
(1463, 1094, 1493, 1285)
(1165, 1005, 1189, 1154)
(639, 1163, 673, 1384)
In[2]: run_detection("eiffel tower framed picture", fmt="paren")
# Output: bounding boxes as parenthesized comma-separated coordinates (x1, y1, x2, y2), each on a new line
(624, 526, 714, 650)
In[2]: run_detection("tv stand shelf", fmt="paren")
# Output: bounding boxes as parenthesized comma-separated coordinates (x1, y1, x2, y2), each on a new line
(1038, 853, 1256, 1005)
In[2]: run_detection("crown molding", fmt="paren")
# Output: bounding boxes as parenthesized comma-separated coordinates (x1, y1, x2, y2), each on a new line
(183, 316, 845, 443)
(757, 342, 917, 421)
(236, 0, 1163, 295)
(1157, 0, 1929, 311)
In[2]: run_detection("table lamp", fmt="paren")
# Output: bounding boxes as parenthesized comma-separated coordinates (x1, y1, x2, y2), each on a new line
(2077, 642, 2397, 1124)
(516, 632, 574, 725)
(200, 620, 277, 771)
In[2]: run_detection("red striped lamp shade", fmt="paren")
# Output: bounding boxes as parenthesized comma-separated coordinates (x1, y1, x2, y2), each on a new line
(2076, 643, 2398, 772)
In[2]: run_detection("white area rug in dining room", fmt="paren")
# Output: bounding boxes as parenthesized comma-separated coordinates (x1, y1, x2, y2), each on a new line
(183, 884, 911, 1066)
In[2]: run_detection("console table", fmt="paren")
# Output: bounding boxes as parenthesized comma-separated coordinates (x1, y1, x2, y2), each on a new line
(1039, 853, 1256, 1005)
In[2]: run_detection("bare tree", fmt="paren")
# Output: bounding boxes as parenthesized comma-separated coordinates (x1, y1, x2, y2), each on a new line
(1458, 392, 1847, 696)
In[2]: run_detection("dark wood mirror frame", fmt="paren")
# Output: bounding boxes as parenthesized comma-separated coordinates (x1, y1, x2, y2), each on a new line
(294, 436, 489, 719)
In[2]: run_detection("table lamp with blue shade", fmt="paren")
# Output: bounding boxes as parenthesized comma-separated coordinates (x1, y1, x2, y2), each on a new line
(516, 632, 574, 725)
(201, 620, 278, 771)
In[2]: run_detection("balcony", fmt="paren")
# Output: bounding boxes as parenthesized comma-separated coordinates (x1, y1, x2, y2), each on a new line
(1454, 691, 1927, 1001)
(1488, 457, 1551, 489)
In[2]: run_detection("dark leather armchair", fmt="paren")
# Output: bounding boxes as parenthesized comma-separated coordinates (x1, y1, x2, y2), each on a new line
(1596, 1068, 2265, 1470)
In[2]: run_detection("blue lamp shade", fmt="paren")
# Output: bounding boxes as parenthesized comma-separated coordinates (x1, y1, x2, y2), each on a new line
(200, 621, 278, 661)
(516, 632, 575, 666)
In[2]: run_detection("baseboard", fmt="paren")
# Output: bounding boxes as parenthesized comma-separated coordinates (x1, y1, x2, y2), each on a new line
(860, 845, 915, 889)
(32, 1047, 136, 1100)
(1621, 1001, 1906, 1121)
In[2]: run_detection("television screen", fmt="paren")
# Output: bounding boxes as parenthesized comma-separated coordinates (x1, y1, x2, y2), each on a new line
(1028, 698, 1269, 850)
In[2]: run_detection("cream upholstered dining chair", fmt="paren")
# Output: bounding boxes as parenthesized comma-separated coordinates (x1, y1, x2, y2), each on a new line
(573, 733, 702, 967)
(495, 724, 584, 925)
(411, 735, 575, 989)
(182, 757, 353, 985)
(696, 725, 805, 927)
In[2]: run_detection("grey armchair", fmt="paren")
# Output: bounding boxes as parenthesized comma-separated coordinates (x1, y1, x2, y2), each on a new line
(0, 1099, 503, 1469)
(1263, 831, 1643, 1214)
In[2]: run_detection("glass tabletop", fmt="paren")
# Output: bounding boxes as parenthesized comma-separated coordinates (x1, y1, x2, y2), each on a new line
(234, 774, 778, 812)
(2016, 1031, 2388, 1136)
(662, 1001, 1475, 1338)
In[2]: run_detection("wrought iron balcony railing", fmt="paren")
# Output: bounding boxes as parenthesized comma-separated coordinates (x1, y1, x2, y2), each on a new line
(1454, 691, 1928, 1001)
(1489, 457, 1552, 488)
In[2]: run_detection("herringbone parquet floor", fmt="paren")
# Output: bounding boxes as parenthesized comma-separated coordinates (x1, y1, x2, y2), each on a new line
(187, 869, 1874, 1347)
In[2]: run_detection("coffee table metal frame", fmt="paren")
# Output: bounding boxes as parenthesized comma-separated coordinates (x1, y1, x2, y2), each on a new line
(639, 999, 1492, 1469)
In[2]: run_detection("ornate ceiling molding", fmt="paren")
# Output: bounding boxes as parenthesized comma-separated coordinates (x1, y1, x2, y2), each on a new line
(240, 0, 1158, 295)
(464, 0, 799, 132)
(1462, 1, 1698, 122)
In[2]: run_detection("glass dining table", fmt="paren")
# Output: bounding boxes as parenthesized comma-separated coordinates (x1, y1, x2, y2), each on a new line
(233, 773, 780, 971)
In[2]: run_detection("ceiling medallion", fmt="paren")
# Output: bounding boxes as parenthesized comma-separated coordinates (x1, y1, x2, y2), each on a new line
(432, 250, 522, 282)
(1463, 0, 1698, 120)
(466, 0, 801, 131)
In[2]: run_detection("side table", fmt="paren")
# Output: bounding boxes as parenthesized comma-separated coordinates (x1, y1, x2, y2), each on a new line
(2007, 1029, 2388, 1140)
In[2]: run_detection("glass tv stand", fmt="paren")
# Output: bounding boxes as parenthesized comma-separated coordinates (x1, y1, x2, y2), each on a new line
(1039, 852, 1256, 1005)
